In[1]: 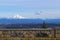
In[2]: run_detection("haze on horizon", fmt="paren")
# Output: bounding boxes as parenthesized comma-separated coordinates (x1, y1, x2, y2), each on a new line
(0, 0, 60, 19)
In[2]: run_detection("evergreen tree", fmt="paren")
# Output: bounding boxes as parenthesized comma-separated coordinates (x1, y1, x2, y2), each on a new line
(42, 21, 47, 28)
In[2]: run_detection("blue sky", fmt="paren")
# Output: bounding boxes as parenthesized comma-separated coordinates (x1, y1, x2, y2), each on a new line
(0, 0, 60, 19)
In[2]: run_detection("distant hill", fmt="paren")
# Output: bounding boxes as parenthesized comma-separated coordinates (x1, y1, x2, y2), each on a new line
(45, 19, 60, 24)
(0, 18, 60, 28)
(0, 18, 43, 24)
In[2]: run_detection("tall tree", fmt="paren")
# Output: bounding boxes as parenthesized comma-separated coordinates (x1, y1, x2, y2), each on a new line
(42, 21, 47, 28)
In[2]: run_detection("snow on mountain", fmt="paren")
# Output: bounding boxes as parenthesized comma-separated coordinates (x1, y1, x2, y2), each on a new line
(13, 14, 25, 19)
(1, 14, 26, 19)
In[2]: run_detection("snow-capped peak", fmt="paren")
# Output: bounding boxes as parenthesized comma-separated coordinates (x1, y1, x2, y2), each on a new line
(0, 14, 27, 19)
(13, 14, 25, 19)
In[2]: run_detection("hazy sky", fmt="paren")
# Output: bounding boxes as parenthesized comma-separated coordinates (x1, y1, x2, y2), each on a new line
(0, 0, 60, 19)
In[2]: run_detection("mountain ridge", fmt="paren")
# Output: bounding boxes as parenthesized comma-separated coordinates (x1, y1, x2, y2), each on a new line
(0, 18, 59, 24)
